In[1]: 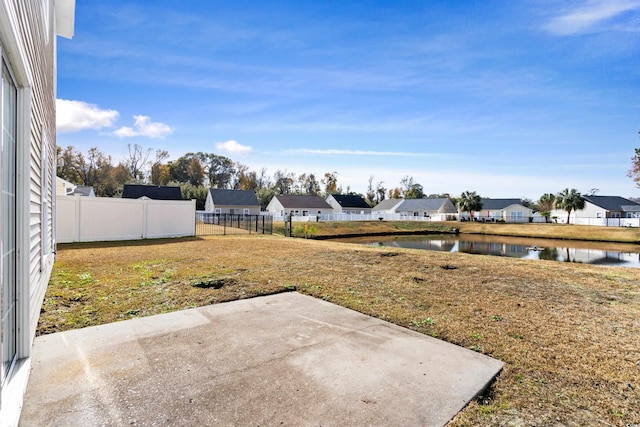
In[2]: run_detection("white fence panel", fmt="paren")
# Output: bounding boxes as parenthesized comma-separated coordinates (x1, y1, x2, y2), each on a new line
(146, 200, 196, 238)
(56, 196, 196, 243)
(556, 217, 639, 227)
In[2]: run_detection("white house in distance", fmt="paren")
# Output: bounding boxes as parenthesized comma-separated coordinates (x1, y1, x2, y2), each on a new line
(0, 0, 75, 424)
(372, 198, 458, 220)
(56, 176, 95, 197)
(471, 199, 533, 223)
(266, 195, 334, 217)
(551, 195, 640, 224)
(205, 188, 261, 214)
(326, 194, 372, 214)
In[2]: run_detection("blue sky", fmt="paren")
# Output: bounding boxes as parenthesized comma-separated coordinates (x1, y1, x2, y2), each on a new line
(56, 0, 640, 199)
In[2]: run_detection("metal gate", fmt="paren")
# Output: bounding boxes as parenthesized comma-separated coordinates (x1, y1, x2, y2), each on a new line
(195, 212, 273, 236)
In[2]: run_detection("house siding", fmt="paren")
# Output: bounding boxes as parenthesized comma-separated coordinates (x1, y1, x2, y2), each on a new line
(265, 198, 285, 215)
(0, 0, 66, 424)
(266, 196, 333, 216)
(577, 202, 609, 218)
(326, 195, 341, 213)
(211, 204, 261, 214)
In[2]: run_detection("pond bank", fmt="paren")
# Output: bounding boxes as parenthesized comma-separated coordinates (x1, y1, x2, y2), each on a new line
(276, 221, 640, 244)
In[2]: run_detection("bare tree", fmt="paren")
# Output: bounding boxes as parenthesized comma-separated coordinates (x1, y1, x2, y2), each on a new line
(365, 175, 376, 206)
(123, 144, 153, 181)
(375, 181, 386, 204)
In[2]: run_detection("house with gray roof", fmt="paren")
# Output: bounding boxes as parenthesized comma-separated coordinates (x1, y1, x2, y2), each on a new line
(71, 186, 95, 197)
(266, 195, 334, 217)
(205, 189, 261, 214)
(472, 198, 533, 223)
(552, 195, 640, 224)
(373, 198, 457, 219)
(56, 177, 95, 197)
(581, 195, 640, 218)
(326, 194, 372, 214)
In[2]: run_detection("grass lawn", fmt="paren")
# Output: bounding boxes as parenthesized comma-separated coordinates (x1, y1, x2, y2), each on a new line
(40, 224, 640, 426)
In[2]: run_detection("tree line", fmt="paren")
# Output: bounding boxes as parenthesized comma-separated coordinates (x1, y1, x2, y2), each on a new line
(56, 144, 453, 210)
(58, 144, 638, 216)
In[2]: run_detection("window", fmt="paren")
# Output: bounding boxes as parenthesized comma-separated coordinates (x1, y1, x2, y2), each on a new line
(510, 211, 523, 222)
(243, 208, 249, 215)
(596, 212, 602, 219)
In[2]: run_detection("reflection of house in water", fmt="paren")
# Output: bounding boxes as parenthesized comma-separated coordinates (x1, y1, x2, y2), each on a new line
(364, 236, 640, 268)
(387, 239, 456, 252)
(457, 240, 527, 257)
(555, 248, 640, 266)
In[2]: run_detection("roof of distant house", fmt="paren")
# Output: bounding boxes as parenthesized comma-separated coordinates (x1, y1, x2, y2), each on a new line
(372, 198, 403, 211)
(329, 194, 371, 209)
(396, 198, 457, 212)
(122, 184, 182, 200)
(480, 198, 526, 210)
(71, 186, 94, 197)
(274, 195, 333, 209)
(583, 195, 640, 212)
(208, 188, 259, 206)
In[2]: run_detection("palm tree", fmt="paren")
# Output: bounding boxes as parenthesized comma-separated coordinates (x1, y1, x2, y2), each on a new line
(457, 191, 483, 221)
(554, 188, 585, 224)
(538, 193, 556, 223)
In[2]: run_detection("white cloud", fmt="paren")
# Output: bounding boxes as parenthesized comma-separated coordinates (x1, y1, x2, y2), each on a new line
(544, 0, 640, 35)
(113, 115, 173, 138)
(56, 99, 119, 133)
(215, 140, 252, 154)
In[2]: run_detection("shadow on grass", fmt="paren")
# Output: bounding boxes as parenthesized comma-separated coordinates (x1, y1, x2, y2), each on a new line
(57, 236, 205, 250)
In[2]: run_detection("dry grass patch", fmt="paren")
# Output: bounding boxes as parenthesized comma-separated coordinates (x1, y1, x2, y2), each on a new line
(41, 235, 640, 426)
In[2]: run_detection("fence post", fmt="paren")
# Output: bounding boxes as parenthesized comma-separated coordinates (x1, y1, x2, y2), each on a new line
(142, 199, 148, 239)
(74, 195, 81, 242)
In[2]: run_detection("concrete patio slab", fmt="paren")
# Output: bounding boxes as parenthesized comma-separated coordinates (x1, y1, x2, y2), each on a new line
(20, 292, 503, 426)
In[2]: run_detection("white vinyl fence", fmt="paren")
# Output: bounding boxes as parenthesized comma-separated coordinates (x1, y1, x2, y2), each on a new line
(553, 216, 640, 227)
(56, 196, 196, 243)
(270, 213, 458, 222)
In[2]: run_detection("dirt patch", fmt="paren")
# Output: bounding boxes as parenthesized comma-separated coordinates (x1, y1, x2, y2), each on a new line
(190, 277, 237, 289)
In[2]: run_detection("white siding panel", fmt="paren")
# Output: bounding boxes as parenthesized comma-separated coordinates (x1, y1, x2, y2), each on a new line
(1, 0, 60, 423)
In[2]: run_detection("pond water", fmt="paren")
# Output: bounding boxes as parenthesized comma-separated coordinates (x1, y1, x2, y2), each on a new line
(333, 234, 640, 268)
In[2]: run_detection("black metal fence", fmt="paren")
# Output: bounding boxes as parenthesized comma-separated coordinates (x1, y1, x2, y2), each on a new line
(195, 212, 273, 236)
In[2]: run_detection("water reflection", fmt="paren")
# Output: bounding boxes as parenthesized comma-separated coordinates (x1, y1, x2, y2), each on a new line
(341, 234, 640, 268)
